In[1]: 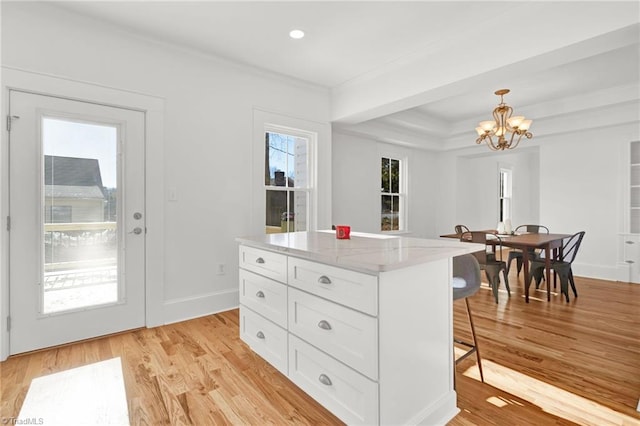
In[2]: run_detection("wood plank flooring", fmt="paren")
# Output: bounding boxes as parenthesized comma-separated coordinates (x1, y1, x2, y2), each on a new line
(1, 272, 639, 425)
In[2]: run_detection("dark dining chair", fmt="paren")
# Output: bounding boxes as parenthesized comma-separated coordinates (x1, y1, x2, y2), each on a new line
(452, 254, 484, 384)
(460, 231, 510, 303)
(530, 231, 585, 302)
(454, 224, 470, 235)
(507, 224, 550, 276)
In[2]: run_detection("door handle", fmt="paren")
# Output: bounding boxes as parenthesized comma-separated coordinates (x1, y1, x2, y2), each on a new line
(129, 227, 143, 235)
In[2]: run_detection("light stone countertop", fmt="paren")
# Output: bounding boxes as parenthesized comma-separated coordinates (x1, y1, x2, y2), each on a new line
(236, 231, 483, 274)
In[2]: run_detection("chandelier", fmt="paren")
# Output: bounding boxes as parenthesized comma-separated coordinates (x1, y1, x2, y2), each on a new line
(475, 89, 533, 151)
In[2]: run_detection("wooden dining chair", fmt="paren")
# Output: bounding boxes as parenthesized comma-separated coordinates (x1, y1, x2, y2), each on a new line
(530, 231, 585, 302)
(507, 224, 550, 276)
(460, 231, 510, 303)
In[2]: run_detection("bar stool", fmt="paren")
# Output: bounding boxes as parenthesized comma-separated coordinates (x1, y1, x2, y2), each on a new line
(452, 254, 484, 384)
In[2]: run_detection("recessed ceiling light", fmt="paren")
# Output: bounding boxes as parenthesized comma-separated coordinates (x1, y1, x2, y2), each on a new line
(289, 29, 305, 39)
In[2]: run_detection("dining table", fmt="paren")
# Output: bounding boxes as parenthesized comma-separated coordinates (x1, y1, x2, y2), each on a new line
(441, 231, 572, 303)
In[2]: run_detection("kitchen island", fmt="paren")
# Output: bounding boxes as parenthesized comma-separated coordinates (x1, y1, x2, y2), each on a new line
(236, 231, 481, 425)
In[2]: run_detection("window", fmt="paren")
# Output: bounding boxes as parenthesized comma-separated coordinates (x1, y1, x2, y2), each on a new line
(499, 168, 512, 222)
(265, 130, 310, 234)
(381, 156, 405, 231)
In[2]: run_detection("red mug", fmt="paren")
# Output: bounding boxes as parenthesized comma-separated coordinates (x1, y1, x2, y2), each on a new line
(335, 225, 351, 239)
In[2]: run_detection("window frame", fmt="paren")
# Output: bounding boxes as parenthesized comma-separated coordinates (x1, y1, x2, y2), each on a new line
(252, 108, 331, 236)
(263, 124, 315, 234)
(499, 166, 512, 222)
(380, 154, 408, 232)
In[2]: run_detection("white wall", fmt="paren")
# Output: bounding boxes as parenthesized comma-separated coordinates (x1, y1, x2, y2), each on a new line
(452, 148, 540, 232)
(332, 131, 438, 237)
(538, 123, 639, 280)
(1, 3, 331, 327)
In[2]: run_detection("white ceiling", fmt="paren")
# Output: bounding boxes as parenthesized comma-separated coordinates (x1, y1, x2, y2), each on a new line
(53, 1, 516, 88)
(53, 1, 640, 151)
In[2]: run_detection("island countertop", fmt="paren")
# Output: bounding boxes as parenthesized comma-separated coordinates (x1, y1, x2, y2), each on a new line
(236, 230, 482, 274)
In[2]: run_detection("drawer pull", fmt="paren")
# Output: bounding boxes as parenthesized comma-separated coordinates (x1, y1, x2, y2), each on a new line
(256, 290, 265, 298)
(317, 320, 332, 330)
(626, 241, 636, 245)
(318, 374, 333, 386)
(256, 331, 265, 339)
(626, 260, 636, 264)
(255, 257, 265, 264)
(318, 275, 332, 284)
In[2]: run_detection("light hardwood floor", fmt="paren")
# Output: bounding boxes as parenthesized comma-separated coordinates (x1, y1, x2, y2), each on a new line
(1, 271, 639, 425)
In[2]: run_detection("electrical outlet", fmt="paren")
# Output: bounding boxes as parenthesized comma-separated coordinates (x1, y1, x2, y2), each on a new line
(216, 264, 225, 275)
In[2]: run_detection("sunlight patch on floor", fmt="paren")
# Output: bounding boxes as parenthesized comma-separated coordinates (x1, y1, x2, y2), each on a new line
(18, 357, 129, 425)
(462, 359, 640, 426)
(486, 396, 509, 408)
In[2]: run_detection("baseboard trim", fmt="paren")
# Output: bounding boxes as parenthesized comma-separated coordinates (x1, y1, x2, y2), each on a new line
(409, 390, 459, 426)
(572, 262, 626, 283)
(163, 288, 239, 325)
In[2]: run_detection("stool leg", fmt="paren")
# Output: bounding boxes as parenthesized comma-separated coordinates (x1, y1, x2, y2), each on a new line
(465, 298, 484, 383)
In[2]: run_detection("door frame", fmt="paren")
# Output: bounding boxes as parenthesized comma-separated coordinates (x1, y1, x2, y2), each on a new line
(1, 67, 165, 360)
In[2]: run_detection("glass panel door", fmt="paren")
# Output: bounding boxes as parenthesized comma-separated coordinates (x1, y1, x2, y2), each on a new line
(9, 90, 145, 355)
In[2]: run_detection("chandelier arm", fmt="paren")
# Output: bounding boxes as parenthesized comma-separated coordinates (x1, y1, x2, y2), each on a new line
(510, 132, 523, 150)
(487, 135, 499, 151)
(478, 133, 498, 150)
(516, 131, 533, 149)
(504, 106, 514, 132)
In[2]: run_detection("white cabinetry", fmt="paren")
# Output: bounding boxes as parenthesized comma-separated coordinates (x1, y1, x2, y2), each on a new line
(238, 239, 459, 426)
(289, 334, 379, 425)
(288, 257, 378, 316)
(238, 247, 289, 375)
(630, 141, 640, 234)
(618, 141, 640, 283)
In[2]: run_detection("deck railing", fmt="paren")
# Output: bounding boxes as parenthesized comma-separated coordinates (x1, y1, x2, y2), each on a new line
(45, 222, 117, 271)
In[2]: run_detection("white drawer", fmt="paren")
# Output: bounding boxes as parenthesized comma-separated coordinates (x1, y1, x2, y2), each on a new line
(239, 269, 287, 328)
(288, 257, 378, 316)
(239, 306, 287, 375)
(288, 335, 378, 426)
(288, 287, 378, 380)
(239, 245, 287, 283)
